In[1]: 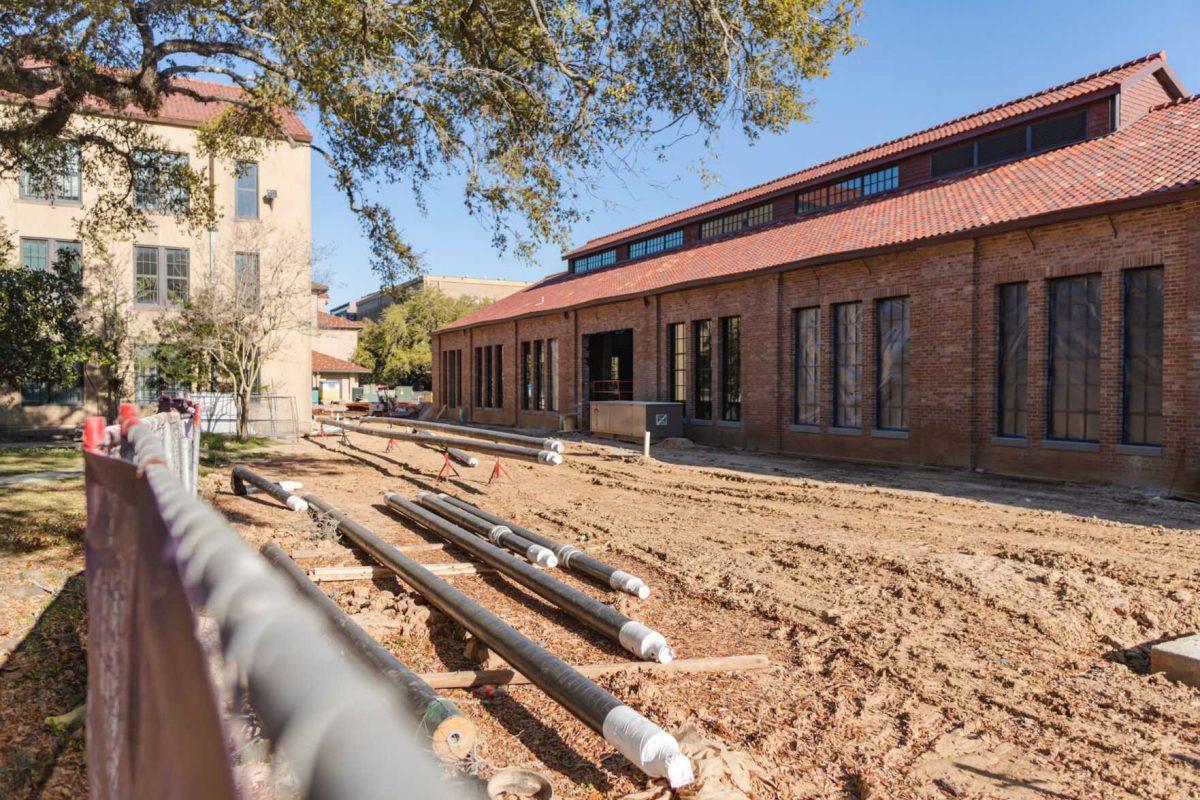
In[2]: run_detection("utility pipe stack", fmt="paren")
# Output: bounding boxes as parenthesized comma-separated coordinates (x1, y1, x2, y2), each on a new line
(365, 416, 565, 453)
(387, 494, 673, 664)
(303, 493, 693, 788)
(415, 431, 478, 467)
(317, 417, 563, 466)
(440, 495, 651, 599)
(231, 464, 308, 512)
(260, 542, 477, 761)
(414, 493, 556, 568)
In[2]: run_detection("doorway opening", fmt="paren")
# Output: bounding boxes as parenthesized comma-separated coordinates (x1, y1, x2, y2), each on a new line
(582, 329, 633, 403)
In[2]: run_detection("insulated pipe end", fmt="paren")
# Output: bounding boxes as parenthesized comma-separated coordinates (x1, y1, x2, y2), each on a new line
(527, 545, 558, 569)
(610, 570, 651, 599)
(279, 480, 303, 492)
(618, 621, 673, 663)
(634, 582, 651, 600)
(543, 439, 565, 453)
(664, 752, 695, 789)
(539, 451, 564, 466)
(285, 496, 309, 513)
(650, 643, 675, 665)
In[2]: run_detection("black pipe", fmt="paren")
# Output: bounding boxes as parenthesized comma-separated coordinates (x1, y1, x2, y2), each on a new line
(317, 418, 562, 465)
(414, 431, 478, 467)
(300, 493, 691, 786)
(231, 464, 308, 512)
(260, 541, 476, 761)
(365, 416, 564, 453)
(387, 494, 672, 664)
(414, 493, 556, 568)
(440, 495, 650, 599)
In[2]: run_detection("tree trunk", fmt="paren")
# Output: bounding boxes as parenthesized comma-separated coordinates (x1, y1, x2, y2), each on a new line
(237, 385, 251, 440)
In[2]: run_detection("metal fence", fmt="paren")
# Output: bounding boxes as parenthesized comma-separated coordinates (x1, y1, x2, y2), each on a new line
(189, 392, 299, 439)
(84, 408, 462, 799)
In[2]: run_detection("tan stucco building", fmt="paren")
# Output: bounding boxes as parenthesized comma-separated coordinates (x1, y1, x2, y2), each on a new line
(0, 77, 314, 435)
(330, 275, 529, 322)
(311, 284, 369, 403)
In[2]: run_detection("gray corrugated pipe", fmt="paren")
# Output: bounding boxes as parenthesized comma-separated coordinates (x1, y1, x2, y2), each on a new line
(231, 464, 308, 512)
(303, 492, 693, 788)
(364, 416, 565, 453)
(121, 424, 462, 800)
(387, 494, 673, 664)
(260, 541, 477, 762)
(414, 493, 556, 568)
(440, 495, 651, 599)
(317, 417, 562, 466)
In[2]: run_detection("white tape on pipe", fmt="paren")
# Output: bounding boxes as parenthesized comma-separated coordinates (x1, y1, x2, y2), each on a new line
(279, 480, 303, 492)
(609, 570, 651, 599)
(542, 439, 565, 453)
(525, 544, 559, 569)
(486, 525, 508, 546)
(552, 544, 581, 568)
(618, 620, 675, 664)
(285, 495, 309, 513)
(538, 451, 564, 466)
(601, 705, 693, 787)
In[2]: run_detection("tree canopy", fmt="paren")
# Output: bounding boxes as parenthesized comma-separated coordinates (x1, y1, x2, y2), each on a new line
(354, 288, 488, 386)
(0, 246, 88, 393)
(3, 0, 862, 285)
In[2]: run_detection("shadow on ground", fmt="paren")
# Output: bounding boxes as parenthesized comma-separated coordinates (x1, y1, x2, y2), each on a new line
(0, 571, 87, 799)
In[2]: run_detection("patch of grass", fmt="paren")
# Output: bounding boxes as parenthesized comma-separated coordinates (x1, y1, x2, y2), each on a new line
(0, 447, 81, 478)
(200, 433, 276, 468)
(0, 479, 86, 554)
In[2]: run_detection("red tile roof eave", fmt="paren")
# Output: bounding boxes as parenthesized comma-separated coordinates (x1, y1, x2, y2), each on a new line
(567, 53, 1175, 259)
(437, 183, 1200, 335)
(40, 102, 315, 144)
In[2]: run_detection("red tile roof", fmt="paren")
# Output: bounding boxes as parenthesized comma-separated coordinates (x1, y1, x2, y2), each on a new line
(570, 52, 1172, 257)
(317, 310, 364, 330)
(15, 71, 312, 142)
(443, 94, 1200, 333)
(312, 351, 369, 374)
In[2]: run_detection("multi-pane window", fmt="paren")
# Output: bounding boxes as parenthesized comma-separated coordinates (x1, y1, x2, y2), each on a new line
(793, 307, 819, 425)
(1123, 267, 1163, 446)
(134, 347, 188, 404)
(572, 249, 616, 274)
(630, 230, 683, 260)
(474, 347, 484, 407)
(134, 150, 189, 211)
(720, 316, 741, 422)
(235, 161, 259, 219)
(797, 166, 900, 213)
(876, 297, 910, 431)
(833, 302, 862, 428)
(494, 345, 504, 408)
(235, 252, 259, 302)
(693, 320, 712, 420)
(521, 339, 558, 411)
(20, 238, 80, 273)
(21, 363, 84, 406)
(477, 344, 503, 409)
(699, 203, 772, 240)
(667, 323, 686, 403)
(931, 109, 1088, 178)
(1048, 274, 1101, 441)
(19, 143, 81, 202)
(996, 283, 1028, 437)
(134, 246, 189, 305)
(441, 348, 463, 407)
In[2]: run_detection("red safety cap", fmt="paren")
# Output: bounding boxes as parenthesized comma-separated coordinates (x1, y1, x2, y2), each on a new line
(83, 416, 106, 453)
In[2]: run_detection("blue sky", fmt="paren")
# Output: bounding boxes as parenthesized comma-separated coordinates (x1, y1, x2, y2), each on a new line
(310, 1, 1200, 307)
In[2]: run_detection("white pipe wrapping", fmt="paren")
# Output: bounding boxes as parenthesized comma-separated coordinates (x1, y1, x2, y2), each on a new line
(609, 570, 651, 600)
(285, 495, 310, 513)
(601, 706, 693, 788)
(525, 544, 557, 569)
(618, 620, 674, 664)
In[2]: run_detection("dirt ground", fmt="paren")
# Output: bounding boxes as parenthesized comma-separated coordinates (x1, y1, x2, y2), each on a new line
(204, 431, 1200, 800)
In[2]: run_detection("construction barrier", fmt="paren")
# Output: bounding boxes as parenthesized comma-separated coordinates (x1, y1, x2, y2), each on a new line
(83, 408, 462, 800)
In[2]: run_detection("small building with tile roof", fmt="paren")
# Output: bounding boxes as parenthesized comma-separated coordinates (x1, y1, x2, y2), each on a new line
(433, 52, 1200, 492)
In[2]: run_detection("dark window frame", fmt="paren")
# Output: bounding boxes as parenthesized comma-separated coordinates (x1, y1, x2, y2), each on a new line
(832, 302, 862, 429)
(1047, 273, 1101, 442)
(571, 249, 616, 274)
(931, 108, 1089, 179)
(699, 203, 773, 240)
(134, 245, 189, 306)
(629, 229, 684, 260)
(692, 320, 713, 420)
(875, 297, 910, 432)
(792, 307, 820, 425)
(719, 316, 741, 422)
(667, 322, 687, 404)
(996, 282, 1029, 438)
(235, 161, 259, 219)
(1122, 267, 1163, 446)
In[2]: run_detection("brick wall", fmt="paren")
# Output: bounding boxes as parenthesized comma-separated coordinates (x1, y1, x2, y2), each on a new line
(438, 200, 1199, 492)
(1120, 70, 1174, 128)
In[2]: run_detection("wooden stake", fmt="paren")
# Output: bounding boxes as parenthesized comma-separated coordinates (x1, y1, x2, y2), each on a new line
(291, 542, 449, 561)
(308, 563, 489, 582)
(417, 654, 769, 689)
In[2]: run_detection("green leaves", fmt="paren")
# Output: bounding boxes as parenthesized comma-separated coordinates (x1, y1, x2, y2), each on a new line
(354, 288, 489, 385)
(0, 254, 87, 392)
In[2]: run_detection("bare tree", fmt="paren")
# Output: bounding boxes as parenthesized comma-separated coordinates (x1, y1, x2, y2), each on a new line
(155, 223, 309, 438)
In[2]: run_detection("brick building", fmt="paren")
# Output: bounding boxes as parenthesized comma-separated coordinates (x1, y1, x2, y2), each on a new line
(433, 52, 1200, 491)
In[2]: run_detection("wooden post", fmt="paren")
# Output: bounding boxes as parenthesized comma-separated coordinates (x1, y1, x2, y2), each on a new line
(417, 654, 768, 690)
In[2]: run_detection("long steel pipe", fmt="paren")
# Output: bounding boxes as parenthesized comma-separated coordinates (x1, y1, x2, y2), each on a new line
(365, 416, 564, 453)
(302, 493, 692, 787)
(440, 495, 650, 599)
(260, 541, 476, 761)
(231, 464, 308, 512)
(317, 417, 562, 465)
(415, 493, 556, 568)
(415, 431, 477, 467)
(387, 493, 672, 664)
